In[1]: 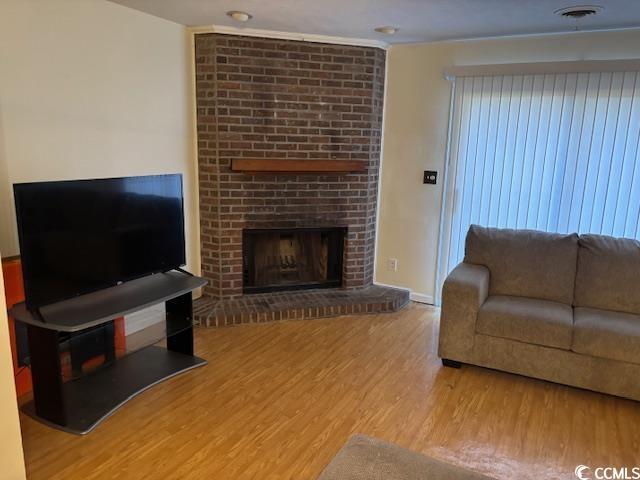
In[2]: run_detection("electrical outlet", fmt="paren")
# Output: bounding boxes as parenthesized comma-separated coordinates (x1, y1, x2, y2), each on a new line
(387, 258, 398, 272)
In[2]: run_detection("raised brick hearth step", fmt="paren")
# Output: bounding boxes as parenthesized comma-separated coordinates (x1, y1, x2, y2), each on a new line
(193, 286, 410, 328)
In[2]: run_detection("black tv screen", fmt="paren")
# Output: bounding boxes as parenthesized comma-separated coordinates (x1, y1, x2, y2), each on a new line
(14, 174, 186, 310)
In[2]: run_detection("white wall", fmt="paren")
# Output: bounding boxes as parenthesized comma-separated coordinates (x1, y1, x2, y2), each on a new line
(0, 0, 199, 273)
(375, 29, 640, 302)
(0, 256, 26, 480)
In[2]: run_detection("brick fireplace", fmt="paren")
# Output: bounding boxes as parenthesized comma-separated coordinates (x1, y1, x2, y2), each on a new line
(193, 34, 409, 325)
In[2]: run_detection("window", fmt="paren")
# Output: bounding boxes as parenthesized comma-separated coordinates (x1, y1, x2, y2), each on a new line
(438, 70, 640, 293)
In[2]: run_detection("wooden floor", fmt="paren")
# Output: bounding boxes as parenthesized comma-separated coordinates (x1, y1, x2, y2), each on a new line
(20, 303, 640, 479)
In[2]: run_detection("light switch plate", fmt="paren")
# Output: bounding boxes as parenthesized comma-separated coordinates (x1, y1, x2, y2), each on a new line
(423, 171, 438, 184)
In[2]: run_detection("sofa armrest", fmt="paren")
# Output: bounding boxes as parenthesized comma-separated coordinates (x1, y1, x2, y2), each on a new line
(438, 262, 490, 361)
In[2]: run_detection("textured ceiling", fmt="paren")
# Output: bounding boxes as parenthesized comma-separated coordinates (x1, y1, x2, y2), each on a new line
(109, 0, 640, 44)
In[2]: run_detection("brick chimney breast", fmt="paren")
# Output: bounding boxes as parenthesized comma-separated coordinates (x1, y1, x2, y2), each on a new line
(195, 34, 386, 299)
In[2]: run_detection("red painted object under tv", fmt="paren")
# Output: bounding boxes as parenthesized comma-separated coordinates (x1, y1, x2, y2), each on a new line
(2, 257, 126, 397)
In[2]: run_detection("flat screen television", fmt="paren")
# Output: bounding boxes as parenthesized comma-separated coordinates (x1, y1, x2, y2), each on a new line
(14, 174, 186, 310)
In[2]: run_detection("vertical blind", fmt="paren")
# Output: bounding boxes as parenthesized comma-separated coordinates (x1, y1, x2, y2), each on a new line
(438, 70, 640, 292)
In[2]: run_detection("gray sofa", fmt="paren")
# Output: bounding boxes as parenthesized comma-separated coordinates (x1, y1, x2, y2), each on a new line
(438, 225, 640, 401)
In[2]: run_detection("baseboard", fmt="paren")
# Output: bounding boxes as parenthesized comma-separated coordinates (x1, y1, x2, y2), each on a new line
(373, 281, 435, 306)
(409, 292, 435, 305)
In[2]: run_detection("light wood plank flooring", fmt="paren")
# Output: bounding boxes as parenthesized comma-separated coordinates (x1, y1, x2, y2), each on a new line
(20, 303, 640, 479)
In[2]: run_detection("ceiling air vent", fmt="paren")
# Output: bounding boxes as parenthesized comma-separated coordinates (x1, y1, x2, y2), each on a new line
(555, 5, 603, 19)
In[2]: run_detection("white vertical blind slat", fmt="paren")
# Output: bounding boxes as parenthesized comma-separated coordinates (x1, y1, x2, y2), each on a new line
(613, 72, 640, 236)
(526, 75, 546, 227)
(449, 77, 473, 272)
(561, 73, 590, 233)
(487, 76, 508, 226)
(591, 73, 623, 232)
(575, 73, 606, 234)
(440, 77, 466, 280)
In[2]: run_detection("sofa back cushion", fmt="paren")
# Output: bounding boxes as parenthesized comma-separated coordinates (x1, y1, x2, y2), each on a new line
(574, 234, 640, 315)
(464, 225, 579, 304)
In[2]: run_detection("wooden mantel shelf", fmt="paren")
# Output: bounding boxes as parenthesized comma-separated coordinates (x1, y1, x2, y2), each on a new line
(231, 159, 367, 173)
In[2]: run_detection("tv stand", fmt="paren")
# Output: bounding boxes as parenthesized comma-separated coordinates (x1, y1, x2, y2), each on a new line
(10, 271, 207, 435)
(176, 266, 194, 277)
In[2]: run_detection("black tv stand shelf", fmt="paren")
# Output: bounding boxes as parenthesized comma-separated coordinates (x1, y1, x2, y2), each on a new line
(11, 271, 207, 435)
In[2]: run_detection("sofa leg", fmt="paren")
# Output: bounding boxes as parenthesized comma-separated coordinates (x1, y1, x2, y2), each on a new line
(441, 358, 462, 369)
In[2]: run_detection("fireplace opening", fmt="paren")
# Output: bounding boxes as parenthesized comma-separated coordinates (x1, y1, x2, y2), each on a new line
(243, 227, 346, 294)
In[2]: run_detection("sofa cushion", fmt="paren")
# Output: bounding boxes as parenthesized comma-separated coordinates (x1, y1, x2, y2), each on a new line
(572, 307, 640, 365)
(477, 295, 573, 349)
(464, 225, 579, 304)
(574, 234, 640, 315)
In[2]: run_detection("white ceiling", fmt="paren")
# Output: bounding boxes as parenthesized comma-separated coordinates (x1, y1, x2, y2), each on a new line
(109, 0, 640, 44)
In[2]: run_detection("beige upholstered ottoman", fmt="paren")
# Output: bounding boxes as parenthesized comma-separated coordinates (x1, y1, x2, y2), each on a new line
(318, 435, 494, 480)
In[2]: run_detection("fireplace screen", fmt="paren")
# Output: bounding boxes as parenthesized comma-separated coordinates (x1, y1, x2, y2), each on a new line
(243, 227, 346, 294)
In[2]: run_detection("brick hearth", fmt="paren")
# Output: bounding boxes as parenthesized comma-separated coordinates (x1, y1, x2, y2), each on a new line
(193, 286, 410, 327)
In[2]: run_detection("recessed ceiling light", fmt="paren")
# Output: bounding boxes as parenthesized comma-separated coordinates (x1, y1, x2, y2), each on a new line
(554, 5, 603, 18)
(226, 10, 252, 22)
(374, 26, 398, 35)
